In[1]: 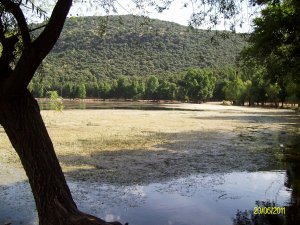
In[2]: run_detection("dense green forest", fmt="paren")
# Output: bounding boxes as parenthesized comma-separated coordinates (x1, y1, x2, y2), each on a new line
(37, 15, 245, 80)
(32, 14, 299, 105)
(31, 15, 246, 100)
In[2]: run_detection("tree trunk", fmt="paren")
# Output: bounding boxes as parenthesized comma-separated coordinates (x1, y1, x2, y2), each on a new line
(0, 90, 122, 225)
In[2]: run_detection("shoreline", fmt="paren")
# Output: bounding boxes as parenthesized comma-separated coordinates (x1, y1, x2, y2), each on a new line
(36, 98, 300, 111)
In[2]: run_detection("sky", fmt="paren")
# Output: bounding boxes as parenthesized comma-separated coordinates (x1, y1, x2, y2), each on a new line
(68, 0, 259, 33)
(69, 0, 193, 24)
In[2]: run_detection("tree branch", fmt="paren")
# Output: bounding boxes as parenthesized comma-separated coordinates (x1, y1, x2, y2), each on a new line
(29, 24, 47, 33)
(33, 0, 73, 57)
(0, 16, 5, 39)
(0, 0, 31, 47)
(1, 0, 73, 96)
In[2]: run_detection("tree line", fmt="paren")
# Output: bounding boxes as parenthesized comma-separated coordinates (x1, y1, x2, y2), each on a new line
(238, 0, 300, 107)
(29, 68, 215, 102)
(29, 66, 299, 106)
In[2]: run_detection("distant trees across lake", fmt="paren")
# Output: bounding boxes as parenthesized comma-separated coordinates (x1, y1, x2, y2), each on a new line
(29, 14, 299, 106)
(29, 67, 299, 106)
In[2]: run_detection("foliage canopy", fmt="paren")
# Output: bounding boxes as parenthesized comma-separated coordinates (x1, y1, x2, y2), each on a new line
(241, 0, 300, 102)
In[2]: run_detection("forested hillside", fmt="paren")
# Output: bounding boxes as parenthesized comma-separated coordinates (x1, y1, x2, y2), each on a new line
(35, 15, 246, 85)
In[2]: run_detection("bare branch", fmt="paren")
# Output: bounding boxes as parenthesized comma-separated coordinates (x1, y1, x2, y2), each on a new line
(29, 24, 47, 33)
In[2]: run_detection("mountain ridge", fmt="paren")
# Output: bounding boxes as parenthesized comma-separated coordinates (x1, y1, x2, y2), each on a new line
(36, 15, 247, 85)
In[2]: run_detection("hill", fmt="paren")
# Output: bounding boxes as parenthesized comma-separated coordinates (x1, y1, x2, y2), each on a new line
(36, 15, 246, 85)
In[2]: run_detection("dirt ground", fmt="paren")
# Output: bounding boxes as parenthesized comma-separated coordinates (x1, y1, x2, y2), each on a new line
(0, 102, 299, 185)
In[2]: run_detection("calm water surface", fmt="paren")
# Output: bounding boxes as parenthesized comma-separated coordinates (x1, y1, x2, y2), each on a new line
(37, 99, 201, 111)
(0, 171, 294, 225)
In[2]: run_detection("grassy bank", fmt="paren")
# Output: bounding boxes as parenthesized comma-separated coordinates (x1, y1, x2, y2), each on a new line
(0, 103, 299, 185)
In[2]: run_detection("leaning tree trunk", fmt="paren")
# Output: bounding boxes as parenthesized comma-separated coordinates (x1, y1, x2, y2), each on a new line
(0, 90, 122, 225)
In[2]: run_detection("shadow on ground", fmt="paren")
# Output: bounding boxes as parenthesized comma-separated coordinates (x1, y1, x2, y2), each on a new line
(58, 126, 298, 185)
(191, 109, 300, 125)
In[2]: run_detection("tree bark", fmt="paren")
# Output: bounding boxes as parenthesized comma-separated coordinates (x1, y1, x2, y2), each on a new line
(0, 90, 122, 225)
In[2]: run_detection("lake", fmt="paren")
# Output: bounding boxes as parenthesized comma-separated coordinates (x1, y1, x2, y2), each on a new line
(37, 99, 201, 111)
(0, 102, 299, 225)
(0, 170, 297, 225)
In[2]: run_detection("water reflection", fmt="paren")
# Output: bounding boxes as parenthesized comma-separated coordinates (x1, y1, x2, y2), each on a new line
(232, 163, 300, 225)
(233, 202, 286, 225)
(37, 100, 202, 111)
(1, 171, 298, 225)
(285, 163, 300, 224)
